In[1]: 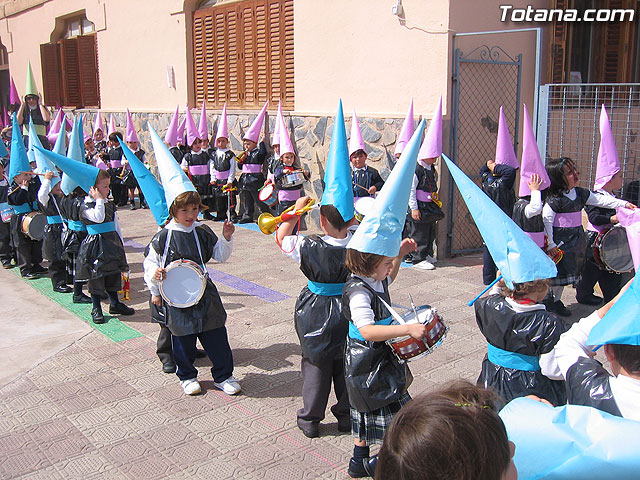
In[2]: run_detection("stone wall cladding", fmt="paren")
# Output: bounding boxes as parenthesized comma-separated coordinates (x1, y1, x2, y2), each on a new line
(76, 109, 411, 227)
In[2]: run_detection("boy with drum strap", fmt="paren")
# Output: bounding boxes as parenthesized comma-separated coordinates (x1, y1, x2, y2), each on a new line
(576, 106, 634, 306)
(143, 124, 240, 397)
(7, 114, 46, 279)
(275, 103, 353, 439)
(403, 97, 445, 271)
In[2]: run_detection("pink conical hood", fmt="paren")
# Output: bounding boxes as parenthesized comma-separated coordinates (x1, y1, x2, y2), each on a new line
(9, 77, 20, 105)
(418, 96, 443, 159)
(93, 111, 104, 134)
(125, 109, 139, 143)
(215, 103, 229, 142)
(349, 110, 366, 156)
(519, 104, 551, 197)
(177, 117, 186, 145)
(47, 108, 63, 143)
(594, 104, 620, 190)
(164, 105, 180, 146)
(243, 101, 269, 142)
(198, 101, 208, 140)
(394, 99, 415, 155)
(108, 114, 117, 136)
(185, 106, 199, 146)
(495, 106, 519, 169)
(271, 101, 282, 146)
(279, 113, 295, 156)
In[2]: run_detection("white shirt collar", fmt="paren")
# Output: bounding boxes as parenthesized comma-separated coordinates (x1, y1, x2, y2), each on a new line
(166, 218, 200, 233)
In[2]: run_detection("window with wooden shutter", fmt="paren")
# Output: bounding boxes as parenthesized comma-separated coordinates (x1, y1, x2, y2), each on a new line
(40, 34, 100, 108)
(193, 0, 294, 110)
(548, 0, 570, 84)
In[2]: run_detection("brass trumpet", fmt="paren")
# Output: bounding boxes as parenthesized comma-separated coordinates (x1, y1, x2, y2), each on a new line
(257, 198, 318, 235)
(235, 150, 248, 163)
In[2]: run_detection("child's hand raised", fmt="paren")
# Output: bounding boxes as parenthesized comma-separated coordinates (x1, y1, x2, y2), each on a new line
(89, 186, 104, 200)
(222, 220, 235, 241)
(44, 171, 55, 181)
(294, 195, 310, 211)
(527, 173, 543, 191)
(399, 238, 418, 257)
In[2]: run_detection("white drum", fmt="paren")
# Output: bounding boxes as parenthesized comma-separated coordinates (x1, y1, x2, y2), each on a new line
(354, 196, 376, 222)
(159, 259, 207, 308)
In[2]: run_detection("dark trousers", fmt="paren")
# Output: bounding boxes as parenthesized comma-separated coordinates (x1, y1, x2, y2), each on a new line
(297, 357, 350, 428)
(16, 238, 43, 276)
(49, 259, 67, 287)
(87, 272, 121, 297)
(171, 326, 234, 383)
(111, 183, 127, 206)
(0, 222, 12, 264)
(157, 324, 173, 364)
(482, 245, 498, 285)
(403, 220, 436, 263)
(576, 254, 622, 303)
(240, 189, 269, 220)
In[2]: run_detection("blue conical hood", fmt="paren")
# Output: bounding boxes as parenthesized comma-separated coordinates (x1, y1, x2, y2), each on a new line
(35, 146, 99, 195)
(33, 127, 60, 189)
(443, 154, 557, 288)
(52, 126, 67, 156)
(27, 118, 43, 165)
(347, 118, 426, 257)
(0, 135, 8, 158)
(60, 116, 86, 195)
(321, 100, 354, 221)
(148, 123, 195, 208)
(118, 138, 169, 226)
(8, 113, 30, 183)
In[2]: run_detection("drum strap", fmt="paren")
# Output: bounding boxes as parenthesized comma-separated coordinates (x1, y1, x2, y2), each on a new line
(348, 316, 393, 341)
(307, 281, 344, 296)
(487, 344, 540, 371)
(162, 228, 208, 276)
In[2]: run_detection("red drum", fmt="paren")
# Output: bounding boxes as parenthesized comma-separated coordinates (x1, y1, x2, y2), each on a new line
(386, 305, 448, 362)
(258, 183, 278, 207)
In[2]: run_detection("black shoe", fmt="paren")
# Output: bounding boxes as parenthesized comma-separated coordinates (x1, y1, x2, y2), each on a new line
(162, 362, 177, 374)
(214, 216, 226, 222)
(347, 455, 378, 478)
(202, 211, 214, 220)
(297, 419, 319, 438)
(24, 272, 41, 279)
(53, 284, 73, 293)
(73, 293, 92, 304)
(32, 265, 48, 274)
(91, 308, 106, 324)
(238, 217, 252, 224)
(195, 349, 207, 359)
(554, 300, 572, 317)
(141, 203, 148, 209)
(576, 294, 603, 306)
(129, 203, 137, 210)
(109, 302, 135, 315)
(2, 261, 13, 269)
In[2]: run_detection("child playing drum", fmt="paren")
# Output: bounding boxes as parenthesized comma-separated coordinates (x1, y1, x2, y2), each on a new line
(143, 125, 240, 397)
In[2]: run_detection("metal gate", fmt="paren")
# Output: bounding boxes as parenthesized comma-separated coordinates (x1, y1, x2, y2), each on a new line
(448, 45, 522, 255)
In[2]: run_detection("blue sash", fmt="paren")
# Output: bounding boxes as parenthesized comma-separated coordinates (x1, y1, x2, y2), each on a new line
(46, 215, 63, 224)
(86, 221, 116, 235)
(349, 316, 393, 341)
(487, 343, 540, 371)
(13, 202, 37, 214)
(67, 220, 87, 232)
(307, 280, 344, 297)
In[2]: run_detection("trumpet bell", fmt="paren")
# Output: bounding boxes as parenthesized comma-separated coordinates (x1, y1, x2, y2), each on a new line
(257, 212, 278, 235)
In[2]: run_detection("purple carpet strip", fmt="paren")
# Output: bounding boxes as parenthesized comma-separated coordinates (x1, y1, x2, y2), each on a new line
(123, 238, 290, 302)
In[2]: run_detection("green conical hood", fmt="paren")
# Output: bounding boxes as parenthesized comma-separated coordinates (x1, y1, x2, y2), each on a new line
(25, 61, 38, 97)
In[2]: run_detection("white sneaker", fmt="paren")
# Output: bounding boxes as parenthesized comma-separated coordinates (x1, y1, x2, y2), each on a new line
(414, 260, 435, 270)
(180, 378, 201, 395)
(426, 255, 437, 264)
(214, 376, 241, 395)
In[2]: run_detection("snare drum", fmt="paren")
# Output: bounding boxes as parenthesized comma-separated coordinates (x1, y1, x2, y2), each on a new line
(354, 196, 376, 222)
(21, 211, 46, 240)
(258, 183, 278, 207)
(159, 259, 207, 308)
(386, 305, 448, 362)
(282, 171, 305, 188)
(593, 225, 634, 273)
(0, 202, 12, 223)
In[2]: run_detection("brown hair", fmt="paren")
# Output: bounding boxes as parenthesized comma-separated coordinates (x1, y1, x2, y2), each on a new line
(96, 169, 111, 183)
(375, 381, 511, 480)
(611, 344, 640, 374)
(320, 204, 349, 231)
(108, 131, 123, 143)
(500, 278, 550, 300)
(169, 190, 203, 218)
(345, 249, 386, 277)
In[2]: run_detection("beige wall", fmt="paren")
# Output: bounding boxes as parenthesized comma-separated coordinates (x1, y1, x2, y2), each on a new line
(2, 0, 188, 112)
(294, 0, 450, 118)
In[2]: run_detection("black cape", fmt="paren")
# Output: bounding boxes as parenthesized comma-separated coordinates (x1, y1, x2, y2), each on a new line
(565, 357, 622, 416)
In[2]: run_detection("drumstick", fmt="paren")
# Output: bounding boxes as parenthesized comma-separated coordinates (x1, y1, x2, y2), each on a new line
(353, 182, 370, 191)
(468, 275, 502, 306)
(409, 293, 419, 320)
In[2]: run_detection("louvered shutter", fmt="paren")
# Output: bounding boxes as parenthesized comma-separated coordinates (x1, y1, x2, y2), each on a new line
(40, 42, 62, 107)
(549, 0, 570, 84)
(60, 38, 82, 107)
(193, 13, 206, 105)
(77, 35, 100, 107)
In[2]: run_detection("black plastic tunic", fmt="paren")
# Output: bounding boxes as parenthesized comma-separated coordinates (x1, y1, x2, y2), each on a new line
(183, 151, 211, 193)
(211, 150, 236, 197)
(352, 166, 384, 198)
(565, 357, 622, 416)
(38, 193, 64, 263)
(511, 198, 544, 234)
(149, 224, 227, 336)
(546, 187, 591, 283)
(294, 235, 349, 365)
(76, 200, 128, 281)
(238, 141, 267, 191)
(58, 196, 87, 257)
(475, 294, 567, 406)
(480, 164, 516, 216)
(343, 277, 411, 413)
